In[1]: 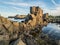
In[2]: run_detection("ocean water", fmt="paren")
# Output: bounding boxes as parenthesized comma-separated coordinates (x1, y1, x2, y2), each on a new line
(8, 18, 25, 22)
(42, 23, 60, 40)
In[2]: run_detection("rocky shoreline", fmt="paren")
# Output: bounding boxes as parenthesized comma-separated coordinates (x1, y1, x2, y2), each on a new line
(0, 6, 58, 45)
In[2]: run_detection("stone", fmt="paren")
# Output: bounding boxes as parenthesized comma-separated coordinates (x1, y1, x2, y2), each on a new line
(15, 15, 26, 19)
(0, 6, 49, 45)
(43, 21, 47, 26)
(26, 14, 36, 27)
(0, 25, 8, 35)
(43, 13, 49, 19)
(14, 39, 26, 45)
(0, 35, 9, 41)
(13, 22, 19, 31)
(30, 6, 36, 14)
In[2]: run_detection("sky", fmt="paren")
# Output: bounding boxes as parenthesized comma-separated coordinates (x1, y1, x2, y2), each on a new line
(0, 0, 60, 17)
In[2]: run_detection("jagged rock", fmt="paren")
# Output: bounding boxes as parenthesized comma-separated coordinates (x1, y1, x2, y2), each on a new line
(27, 14, 36, 27)
(13, 22, 19, 32)
(15, 15, 26, 19)
(43, 21, 48, 26)
(43, 13, 49, 22)
(0, 6, 49, 45)
(30, 6, 36, 14)
(13, 39, 26, 45)
(30, 6, 44, 26)
(0, 40, 9, 45)
(0, 35, 9, 45)
(25, 38, 37, 45)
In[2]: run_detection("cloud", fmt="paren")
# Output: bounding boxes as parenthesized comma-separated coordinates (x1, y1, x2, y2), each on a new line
(0, 0, 60, 16)
(2, 2, 29, 6)
(0, 12, 17, 17)
(43, 6, 60, 16)
(0, 7, 29, 17)
(12, 6, 29, 14)
(51, 0, 60, 6)
(43, 0, 60, 16)
(1, 1, 46, 7)
(51, 6, 60, 16)
(12, 6, 22, 12)
(1, 1, 46, 13)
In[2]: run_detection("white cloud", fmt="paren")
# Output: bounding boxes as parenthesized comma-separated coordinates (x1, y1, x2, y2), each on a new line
(12, 6, 29, 14)
(0, 1, 46, 16)
(2, 1, 46, 7)
(51, 0, 58, 6)
(0, 6, 28, 17)
(43, 6, 60, 16)
(0, 0, 60, 16)
(12, 6, 22, 12)
(51, 0, 60, 6)
(43, 0, 60, 16)
(51, 6, 60, 16)
(2, 2, 29, 6)
(0, 12, 17, 17)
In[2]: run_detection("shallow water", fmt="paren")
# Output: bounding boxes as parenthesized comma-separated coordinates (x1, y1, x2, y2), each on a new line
(42, 23, 60, 40)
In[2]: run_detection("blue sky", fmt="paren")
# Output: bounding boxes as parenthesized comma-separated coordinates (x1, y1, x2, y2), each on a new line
(0, 0, 60, 17)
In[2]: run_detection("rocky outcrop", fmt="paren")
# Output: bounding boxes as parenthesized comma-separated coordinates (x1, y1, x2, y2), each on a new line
(14, 39, 26, 45)
(15, 15, 26, 19)
(0, 6, 50, 45)
(8, 15, 26, 19)
(30, 6, 43, 25)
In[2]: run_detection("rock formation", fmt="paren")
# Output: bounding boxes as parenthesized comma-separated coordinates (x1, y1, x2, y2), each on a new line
(43, 13, 49, 25)
(30, 6, 43, 25)
(0, 6, 51, 45)
(8, 15, 26, 19)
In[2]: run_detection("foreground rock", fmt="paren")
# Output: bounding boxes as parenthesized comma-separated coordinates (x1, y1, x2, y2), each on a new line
(0, 6, 52, 45)
(13, 39, 26, 45)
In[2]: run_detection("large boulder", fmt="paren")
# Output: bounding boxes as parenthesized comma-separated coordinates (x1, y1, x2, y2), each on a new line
(27, 14, 36, 27)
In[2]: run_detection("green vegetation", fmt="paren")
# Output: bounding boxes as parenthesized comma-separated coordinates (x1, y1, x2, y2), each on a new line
(48, 15, 60, 18)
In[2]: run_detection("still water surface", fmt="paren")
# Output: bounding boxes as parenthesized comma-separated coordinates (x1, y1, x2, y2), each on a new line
(42, 23, 60, 40)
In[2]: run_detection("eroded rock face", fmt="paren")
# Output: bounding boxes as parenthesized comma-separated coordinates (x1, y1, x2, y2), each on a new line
(26, 14, 36, 27)
(14, 39, 26, 45)
(0, 6, 49, 45)
(30, 6, 44, 25)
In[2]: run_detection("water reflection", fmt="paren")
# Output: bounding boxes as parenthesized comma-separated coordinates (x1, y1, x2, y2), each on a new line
(42, 23, 60, 40)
